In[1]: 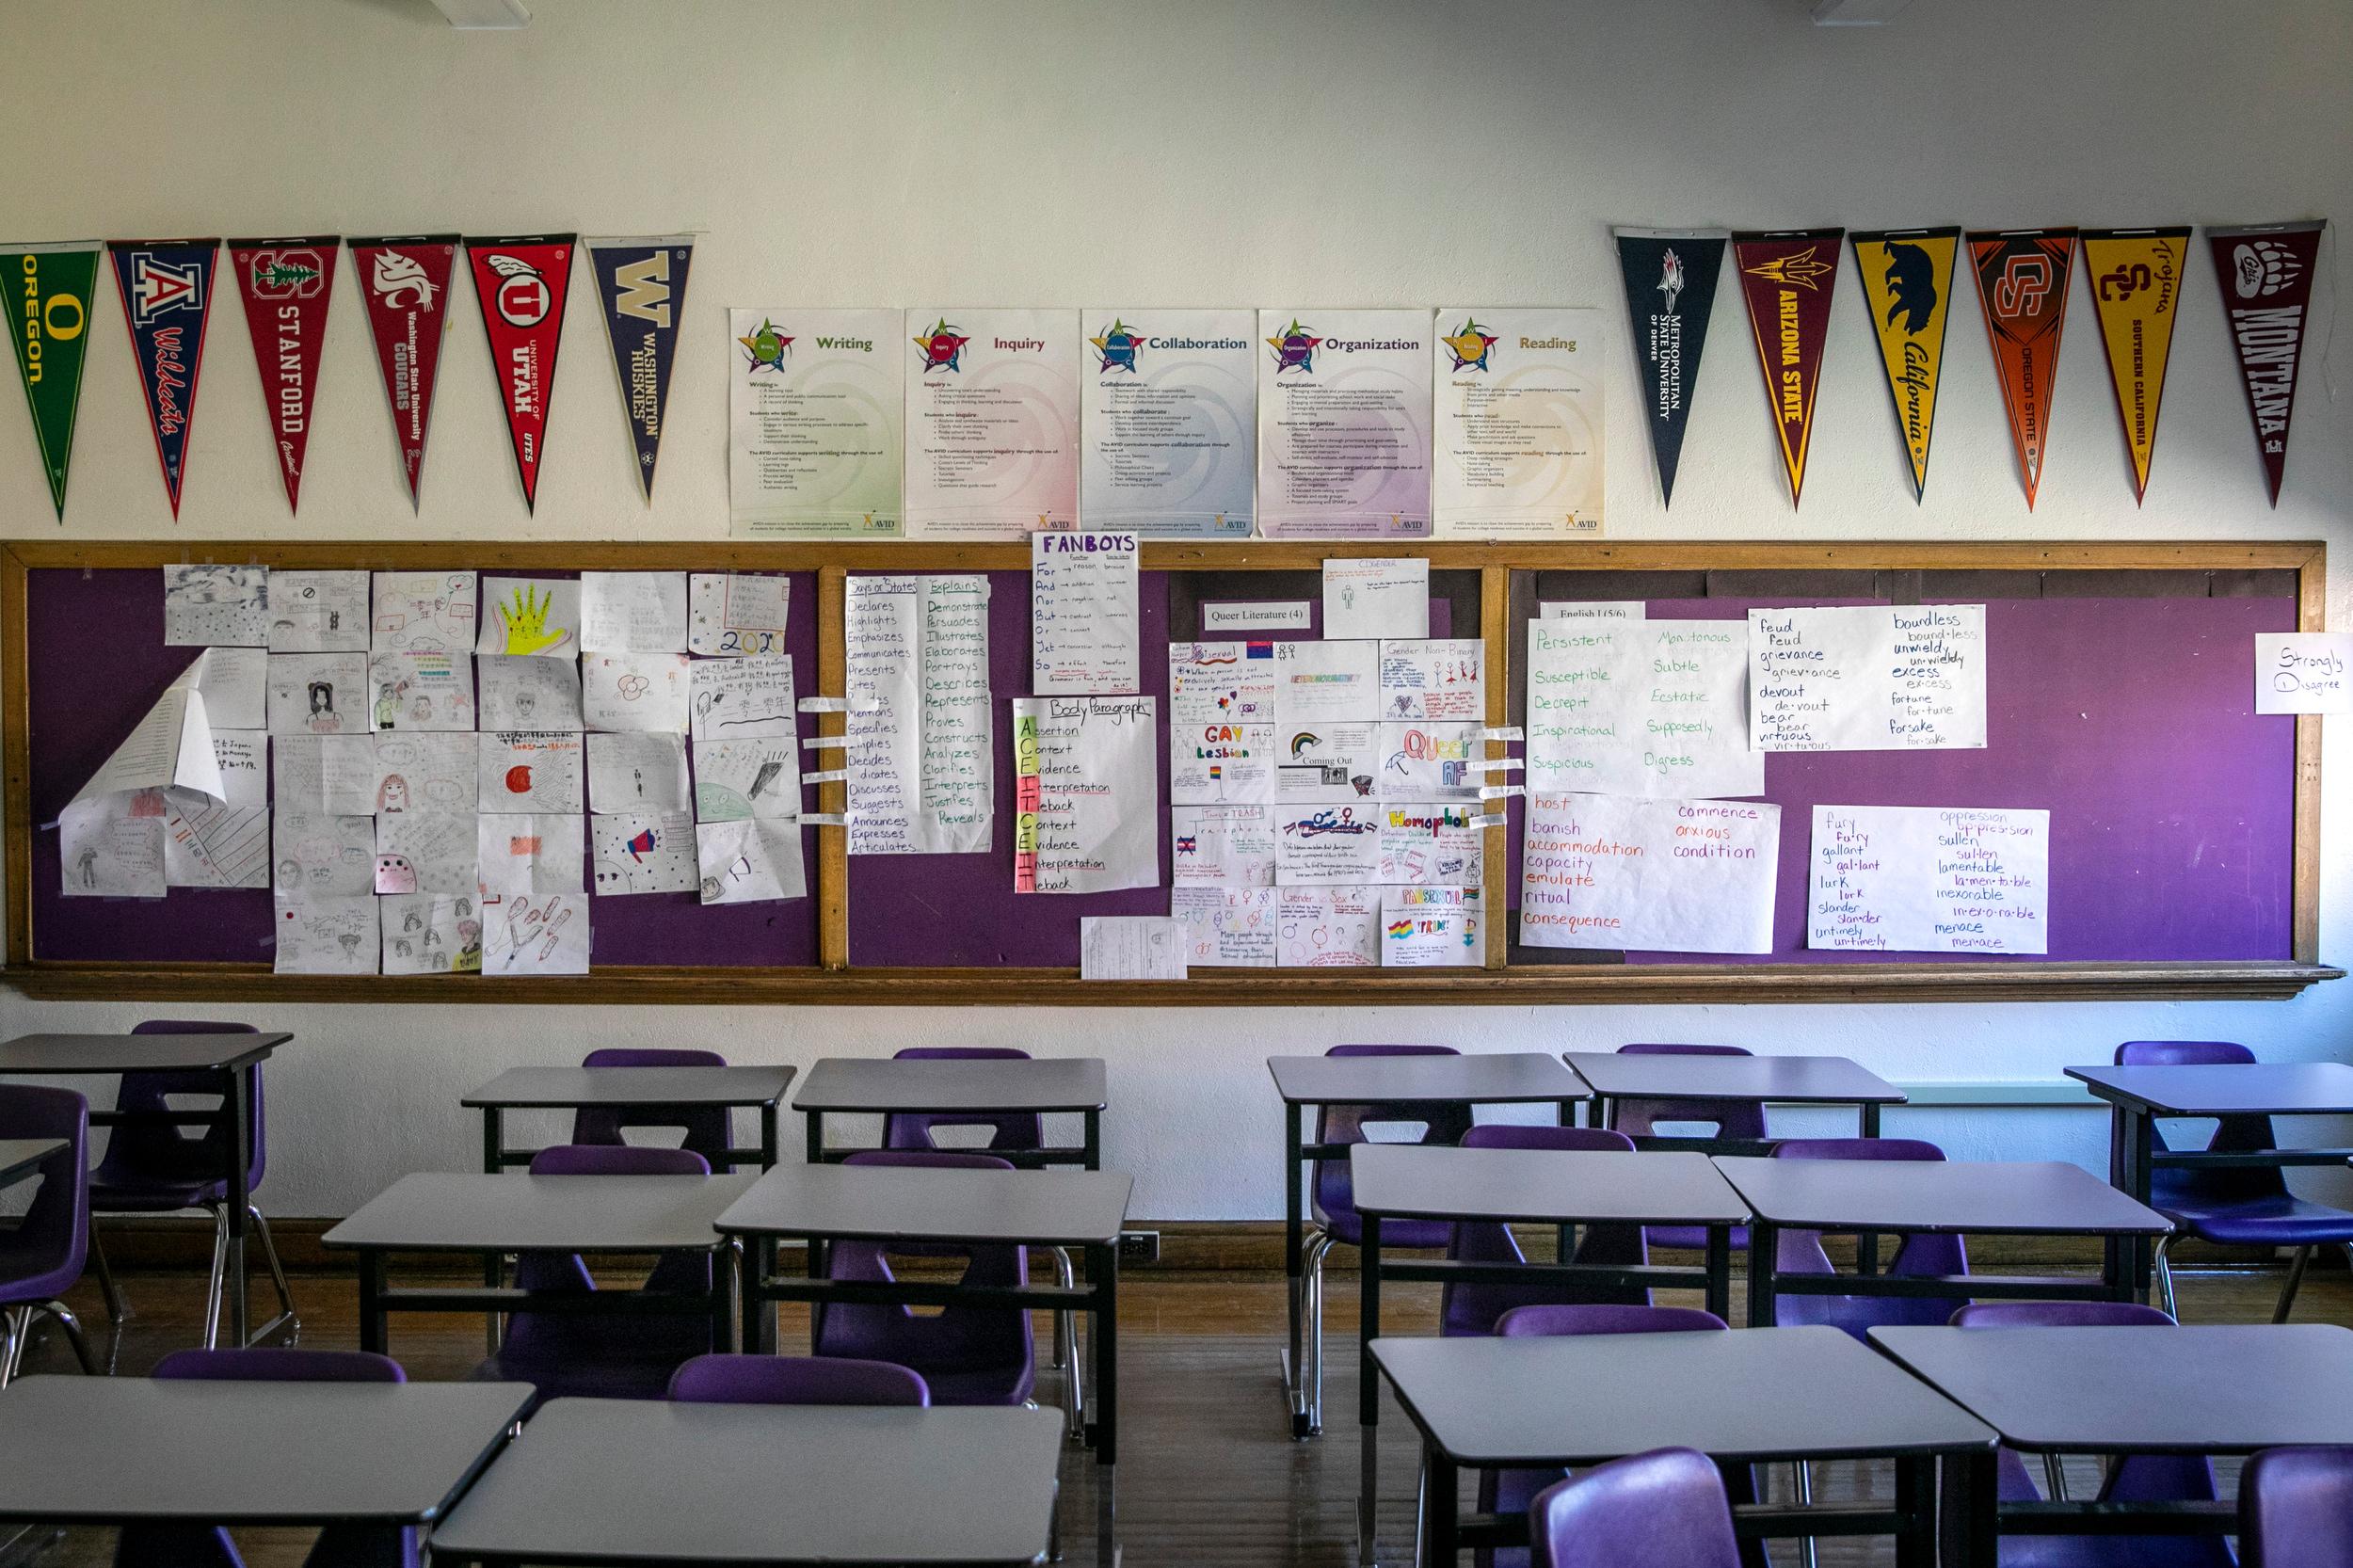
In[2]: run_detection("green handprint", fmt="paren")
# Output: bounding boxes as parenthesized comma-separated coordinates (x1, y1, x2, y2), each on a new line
(497, 584, 571, 656)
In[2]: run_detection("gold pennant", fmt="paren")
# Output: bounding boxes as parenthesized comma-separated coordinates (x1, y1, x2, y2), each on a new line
(2081, 228, 2189, 504)
(1851, 229, 1958, 502)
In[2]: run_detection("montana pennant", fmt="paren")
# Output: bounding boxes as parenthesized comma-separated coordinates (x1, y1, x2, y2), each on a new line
(2081, 228, 2188, 503)
(227, 235, 338, 514)
(2208, 220, 2326, 505)
(349, 234, 458, 509)
(3, 240, 101, 520)
(1613, 227, 1725, 507)
(1967, 229, 2076, 508)
(1850, 227, 1958, 502)
(1731, 228, 1841, 507)
(585, 234, 692, 503)
(108, 238, 220, 517)
(466, 233, 576, 511)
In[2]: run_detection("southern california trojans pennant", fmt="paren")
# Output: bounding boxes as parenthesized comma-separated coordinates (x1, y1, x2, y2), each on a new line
(3, 240, 101, 520)
(2208, 220, 2326, 505)
(2079, 228, 2188, 504)
(1850, 228, 1957, 502)
(227, 236, 338, 515)
(466, 233, 576, 511)
(1967, 229, 2075, 509)
(108, 239, 219, 517)
(1612, 227, 1724, 507)
(348, 234, 458, 509)
(1732, 229, 1840, 507)
(585, 235, 692, 503)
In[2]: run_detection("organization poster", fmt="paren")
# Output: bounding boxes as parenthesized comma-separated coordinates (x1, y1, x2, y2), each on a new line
(1080, 309, 1256, 537)
(904, 308, 1080, 538)
(728, 308, 904, 536)
(1430, 306, 1603, 538)
(1257, 308, 1433, 538)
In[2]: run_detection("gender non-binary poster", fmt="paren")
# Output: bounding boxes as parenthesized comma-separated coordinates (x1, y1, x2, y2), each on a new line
(228, 236, 338, 515)
(1731, 229, 1840, 508)
(1257, 308, 1433, 538)
(2207, 220, 2326, 506)
(348, 233, 459, 509)
(1850, 227, 1957, 503)
(1, 239, 101, 520)
(1611, 228, 1723, 507)
(2079, 228, 2188, 504)
(108, 239, 219, 517)
(465, 233, 576, 512)
(585, 235, 692, 503)
(1080, 309, 1256, 537)
(1967, 228, 2076, 509)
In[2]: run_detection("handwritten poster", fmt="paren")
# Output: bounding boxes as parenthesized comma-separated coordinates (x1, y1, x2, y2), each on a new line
(1257, 308, 1433, 538)
(267, 569, 369, 652)
(275, 735, 376, 814)
(164, 565, 268, 647)
(479, 655, 585, 731)
(586, 732, 692, 813)
(368, 651, 475, 732)
(1520, 792, 1780, 953)
(589, 809, 696, 895)
(1527, 618, 1762, 798)
(904, 308, 1080, 538)
(374, 812, 478, 897)
(580, 571, 688, 654)
(1169, 641, 1277, 726)
(1276, 886, 1381, 968)
(694, 738, 801, 822)
(271, 812, 376, 898)
(371, 571, 477, 654)
(689, 656, 796, 744)
(1080, 309, 1256, 537)
(1377, 802, 1483, 886)
(1032, 531, 1140, 694)
(380, 894, 482, 976)
(2254, 632, 2353, 714)
(846, 575, 993, 855)
(369, 732, 476, 814)
(1170, 720, 1273, 805)
(728, 307, 904, 538)
(1273, 639, 1380, 725)
(1170, 803, 1276, 887)
(1809, 804, 2048, 954)
(1432, 306, 1604, 538)
(1378, 638, 1485, 721)
(1275, 720, 1380, 803)
(59, 796, 166, 898)
(274, 895, 379, 975)
(696, 817, 808, 904)
(1382, 886, 1482, 967)
(1273, 802, 1385, 885)
(74, 653, 229, 804)
(1079, 916, 1188, 980)
(483, 891, 590, 976)
(164, 795, 269, 889)
(1379, 721, 1482, 801)
(477, 813, 586, 896)
(1749, 605, 1987, 752)
(1012, 696, 1159, 894)
(477, 732, 585, 815)
(583, 652, 691, 734)
(688, 573, 791, 657)
(1172, 886, 1276, 968)
(267, 653, 369, 737)
(476, 578, 581, 658)
(1323, 557, 1430, 639)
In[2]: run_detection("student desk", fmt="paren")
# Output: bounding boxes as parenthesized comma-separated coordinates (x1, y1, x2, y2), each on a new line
(322, 1172, 753, 1358)
(1873, 1323, 2353, 1566)
(1563, 1050, 1906, 1148)
(795, 1055, 1107, 1168)
(1714, 1157, 2172, 1326)
(463, 1064, 798, 1173)
(1370, 1327, 1995, 1568)
(428, 1397, 1066, 1566)
(0, 1373, 531, 1530)
(0, 1030, 291, 1346)
(0, 1139, 64, 1189)
(1267, 1051, 1588, 1439)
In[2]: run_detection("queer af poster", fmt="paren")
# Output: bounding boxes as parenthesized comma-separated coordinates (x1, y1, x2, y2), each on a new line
(1969, 228, 2076, 508)
(228, 236, 338, 515)
(1850, 228, 1957, 502)
(1732, 230, 1840, 509)
(2, 239, 100, 520)
(904, 308, 1080, 538)
(2081, 227, 2188, 504)
(1612, 228, 1723, 508)
(586, 235, 691, 502)
(2208, 220, 2326, 505)
(729, 308, 904, 536)
(349, 234, 459, 509)
(110, 239, 220, 517)
(1257, 308, 1433, 538)
(1080, 309, 1255, 537)
(1431, 307, 1603, 538)
(466, 233, 576, 512)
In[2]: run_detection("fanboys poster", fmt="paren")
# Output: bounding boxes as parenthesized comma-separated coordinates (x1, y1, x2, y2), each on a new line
(1612, 228, 1724, 507)
(1850, 227, 1957, 502)
(466, 233, 576, 511)
(1732, 229, 1840, 507)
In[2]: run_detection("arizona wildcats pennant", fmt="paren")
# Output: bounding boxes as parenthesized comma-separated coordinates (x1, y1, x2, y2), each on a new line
(3, 240, 102, 520)
(1968, 229, 2076, 509)
(1732, 229, 1841, 508)
(2080, 228, 2188, 504)
(1850, 228, 1958, 503)
(466, 233, 576, 512)
(108, 238, 219, 517)
(585, 235, 692, 503)
(2207, 220, 2326, 506)
(348, 234, 458, 510)
(1613, 227, 1725, 507)
(228, 236, 338, 515)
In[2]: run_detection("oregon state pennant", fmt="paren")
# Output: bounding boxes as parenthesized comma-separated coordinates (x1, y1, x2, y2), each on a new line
(585, 234, 692, 503)
(3, 240, 101, 520)
(1612, 227, 1726, 507)
(2080, 228, 2188, 504)
(466, 234, 575, 511)
(108, 239, 220, 518)
(1732, 229, 1841, 507)
(1850, 228, 1958, 502)
(1967, 229, 2076, 509)
(228, 236, 338, 515)
(349, 234, 458, 509)
(2208, 220, 2327, 506)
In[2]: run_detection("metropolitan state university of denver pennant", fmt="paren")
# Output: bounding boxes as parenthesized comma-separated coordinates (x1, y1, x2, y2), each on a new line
(2, 239, 101, 520)
(2207, 220, 2326, 506)
(466, 233, 576, 512)
(585, 235, 692, 503)
(228, 236, 338, 514)
(1732, 229, 1841, 508)
(1967, 229, 2076, 509)
(348, 234, 458, 509)
(2080, 228, 2188, 504)
(1850, 227, 1958, 503)
(1612, 227, 1725, 507)
(108, 238, 220, 517)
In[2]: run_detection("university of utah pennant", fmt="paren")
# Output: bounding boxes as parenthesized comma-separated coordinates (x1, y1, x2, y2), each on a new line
(228, 236, 338, 514)
(466, 233, 576, 512)
(348, 234, 458, 509)
(1967, 229, 2076, 509)
(1850, 227, 1958, 502)
(2079, 228, 2188, 504)
(1612, 227, 1725, 507)
(2, 240, 101, 520)
(1732, 229, 1841, 507)
(2207, 220, 2326, 505)
(108, 238, 220, 517)
(585, 235, 692, 503)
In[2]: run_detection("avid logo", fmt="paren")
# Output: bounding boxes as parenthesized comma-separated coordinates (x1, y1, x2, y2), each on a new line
(1092, 318, 1144, 375)
(913, 317, 968, 373)
(1441, 318, 1497, 373)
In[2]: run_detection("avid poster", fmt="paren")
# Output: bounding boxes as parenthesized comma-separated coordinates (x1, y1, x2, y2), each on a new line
(1257, 308, 1433, 538)
(466, 233, 577, 512)
(904, 308, 1080, 538)
(728, 308, 904, 537)
(1430, 306, 1604, 538)
(109, 238, 220, 517)
(1968, 228, 2076, 508)
(228, 236, 338, 515)
(1080, 309, 1257, 537)
(2080, 228, 2188, 504)
(1612, 228, 1723, 508)
(2207, 220, 2326, 506)
(585, 234, 691, 503)
(2, 239, 100, 520)
(349, 234, 459, 509)
(1850, 227, 1957, 503)
(1731, 230, 1840, 508)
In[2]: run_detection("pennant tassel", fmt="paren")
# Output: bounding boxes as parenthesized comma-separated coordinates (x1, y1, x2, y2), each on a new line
(1612, 227, 1726, 508)
(585, 235, 693, 504)
(2207, 220, 2327, 506)
(2081, 228, 2190, 505)
(229, 237, 339, 515)
(108, 239, 220, 519)
(466, 233, 577, 513)
(2, 240, 102, 521)
(349, 234, 460, 510)
(1968, 229, 2077, 510)
(1732, 229, 1842, 508)
(1851, 228, 1959, 503)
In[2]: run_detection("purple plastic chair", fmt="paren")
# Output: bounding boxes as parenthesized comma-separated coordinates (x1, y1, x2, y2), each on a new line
(1441, 1126, 1649, 1338)
(1609, 1045, 1764, 1253)
(1528, 1448, 1743, 1568)
(1769, 1138, 1970, 1336)
(570, 1048, 734, 1169)
(880, 1047, 1045, 1152)
(810, 1151, 1036, 1407)
(2117, 1042, 2353, 1324)
(668, 1353, 929, 1406)
(90, 1022, 296, 1349)
(2240, 1447, 2353, 1568)
(114, 1348, 417, 1568)
(0, 1086, 97, 1386)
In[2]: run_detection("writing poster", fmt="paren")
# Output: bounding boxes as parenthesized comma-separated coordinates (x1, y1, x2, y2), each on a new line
(1273, 802, 1384, 885)
(1378, 638, 1484, 720)
(1527, 618, 1762, 798)
(476, 578, 581, 658)
(1172, 886, 1277, 967)
(1012, 696, 1159, 894)
(1032, 531, 1140, 694)
(589, 808, 696, 894)
(1520, 792, 1780, 953)
(904, 308, 1080, 538)
(1750, 604, 1987, 752)
(688, 573, 791, 657)
(1170, 803, 1276, 886)
(1810, 804, 2048, 954)
(1382, 886, 1482, 967)
(1378, 720, 1482, 801)
(1276, 885, 1381, 968)
(477, 732, 584, 814)
(1257, 309, 1433, 538)
(845, 575, 993, 855)
(1169, 641, 1278, 726)
(2255, 632, 2353, 714)
(1432, 307, 1604, 537)
(266, 569, 369, 652)
(1273, 639, 1380, 725)
(1275, 720, 1380, 803)
(728, 307, 904, 537)
(1079, 916, 1188, 980)
(1081, 309, 1256, 537)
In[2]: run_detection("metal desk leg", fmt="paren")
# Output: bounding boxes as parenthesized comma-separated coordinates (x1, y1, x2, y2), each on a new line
(760, 1102, 780, 1170)
(1941, 1449, 1997, 1568)
(1857, 1101, 1882, 1277)
(1089, 1240, 1119, 1467)
(1705, 1224, 1733, 1322)
(2123, 1107, 2154, 1304)
(1083, 1109, 1101, 1173)
(481, 1107, 504, 1352)
(357, 1251, 388, 1356)
(1359, 1211, 1383, 1568)
(1895, 1454, 1934, 1568)
(1554, 1100, 1575, 1263)
(226, 1070, 253, 1347)
(805, 1108, 825, 1164)
(1420, 1442, 1458, 1568)
(1746, 1222, 1779, 1328)
(751, 1236, 778, 1355)
(1285, 1102, 1307, 1436)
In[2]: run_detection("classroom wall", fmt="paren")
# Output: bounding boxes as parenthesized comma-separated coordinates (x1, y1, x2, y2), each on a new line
(1, 0, 2349, 1217)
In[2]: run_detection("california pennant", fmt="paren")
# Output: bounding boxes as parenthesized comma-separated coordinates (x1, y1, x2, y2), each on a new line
(585, 234, 692, 503)
(1850, 227, 1958, 502)
(466, 233, 576, 511)
(3, 239, 101, 520)
(1732, 228, 1841, 507)
(348, 233, 458, 509)
(108, 238, 220, 517)
(1612, 227, 1725, 507)
(228, 236, 338, 514)
(1967, 228, 2075, 508)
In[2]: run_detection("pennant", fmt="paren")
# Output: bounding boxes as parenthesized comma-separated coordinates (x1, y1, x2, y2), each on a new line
(1612, 227, 1726, 506)
(465, 233, 576, 511)
(585, 234, 692, 503)
(227, 236, 338, 515)
(2208, 220, 2326, 506)
(348, 234, 458, 509)
(108, 239, 219, 517)
(1967, 229, 2076, 508)
(2078, 228, 2190, 504)
(1850, 228, 1958, 502)
(1731, 228, 1841, 507)
(2, 240, 101, 520)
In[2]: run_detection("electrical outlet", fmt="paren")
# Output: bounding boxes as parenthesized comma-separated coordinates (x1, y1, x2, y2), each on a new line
(1117, 1229, 1160, 1264)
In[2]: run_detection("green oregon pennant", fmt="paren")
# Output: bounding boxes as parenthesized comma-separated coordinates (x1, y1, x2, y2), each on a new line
(4, 241, 101, 520)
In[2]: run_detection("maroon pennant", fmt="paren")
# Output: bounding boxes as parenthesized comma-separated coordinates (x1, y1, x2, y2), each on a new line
(348, 233, 459, 509)
(465, 234, 576, 511)
(2207, 221, 2326, 505)
(228, 236, 338, 514)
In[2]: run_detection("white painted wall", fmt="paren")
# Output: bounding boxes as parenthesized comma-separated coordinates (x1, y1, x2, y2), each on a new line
(1, 0, 2348, 1219)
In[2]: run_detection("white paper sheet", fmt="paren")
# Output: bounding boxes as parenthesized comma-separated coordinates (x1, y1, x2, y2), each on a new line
(72, 652, 227, 805)
(164, 793, 269, 888)
(1323, 558, 1430, 640)
(368, 651, 475, 732)
(1809, 804, 2048, 954)
(688, 573, 791, 657)
(1168, 642, 1279, 727)
(374, 812, 477, 895)
(476, 732, 585, 815)
(59, 795, 166, 897)
(1032, 531, 1141, 694)
(1379, 721, 1482, 800)
(586, 732, 691, 812)
(696, 817, 808, 904)
(164, 565, 268, 647)
(483, 892, 590, 976)
(1528, 617, 1763, 798)
(1012, 696, 1160, 894)
(2254, 632, 2353, 714)
(476, 813, 585, 897)
(193, 648, 267, 731)
(478, 654, 584, 731)
(1171, 886, 1277, 967)
(1170, 804, 1276, 887)
(271, 812, 376, 898)
(369, 731, 475, 815)
(267, 652, 369, 737)
(1273, 640, 1380, 725)
(690, 656, 796, 743)
(583, 652, 691, 733)
(273, 734, 376, 814)
(1432, 306, 1605, 539)
(1274, 720, 1380, 803)
(589, 809, 696, 894)
(1519, 792, 1781, 953)
(475, 578, 582, 658)
(1080, 308, 1257, 538)
(370, 571, 477, 654)
(380, 893, 483, 975)
(1169, 722, 1273, 806)
(845, 575, 992, 855)
(693, 737, 800, 822)
(1275, 886, 1381, 968)
(273, 895, 379, 975)
(1078, 916, 1187, 980)
(267, 570, 370, 652)
(1273, 802, 1385, 886)
(1750, 605, 1987, 752)
(904, 308, 1080, 538)
(1257, 309, 1433, 539)
(207, 733, 267, 808)
(1377, 639, 1484, 721)
(728, 307, 904, 538)
(1382, 887, 1483, 967)
(580, 572, 688, 654)
(1377, 803, 1484, 887)
(1541, 602, 1645, 621)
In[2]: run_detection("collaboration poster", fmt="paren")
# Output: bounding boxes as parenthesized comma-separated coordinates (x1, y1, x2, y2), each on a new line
(1850, 227, 1957, 503)
(1257, 308, 1433, 538)
(1080, 309, 1256, 537)
(1968, 228, 2076, 509)
(109, 238, 220, 517)
(2207, 220, 2326, 506)
(348, 233, 459, 509)
(728, 308, 904, 537)
(1, 239, 101, 520)
(227, 235, 339, 515)
(1731, 230, 1840, 509)
(1612, 228, 1723, 508)
(1430, 306, 1604, 538)
(904, 308, 1080, 538)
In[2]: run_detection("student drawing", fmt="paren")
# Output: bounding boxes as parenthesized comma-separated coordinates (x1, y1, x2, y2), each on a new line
(372, 677, 405, 730)
(377, 775, 410, 813)
(493, 583, 574, 656)
(310, 680, 343, 734)
(376, 854, 419, 895)
(74, 846, 97, 888)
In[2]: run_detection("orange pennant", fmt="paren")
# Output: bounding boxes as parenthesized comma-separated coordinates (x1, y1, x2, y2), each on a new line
(1967, 229, 2075, 508)
(2081, 228, 2188, 504)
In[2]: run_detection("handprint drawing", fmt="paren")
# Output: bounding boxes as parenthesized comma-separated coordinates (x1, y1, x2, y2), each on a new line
(496, 584, 572, 656)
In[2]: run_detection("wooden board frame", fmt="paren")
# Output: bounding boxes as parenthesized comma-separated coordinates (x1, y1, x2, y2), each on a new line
(1, 537, 2335, 1005)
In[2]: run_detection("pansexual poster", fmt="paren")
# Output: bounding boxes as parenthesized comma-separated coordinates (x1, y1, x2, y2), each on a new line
(904, 308, 1080, 538)
(728, 307, 904, 537)
(1080, 309, 1255, 537)
(1430, 306, 1603, 538)
(1257, 309, 1433, 538)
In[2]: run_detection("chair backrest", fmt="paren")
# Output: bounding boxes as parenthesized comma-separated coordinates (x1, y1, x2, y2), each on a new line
(1950, 1301, 2176, 1329)
(881, 1048, 1046, 1153)
(1442, 1126, 1646, 1336)
(569, 1048, 733, 1167)
(1529, 1448, 1741, 1568)
(667, 1353, 929, 1407)
(1607, 1045, 1768, 1143)
(98, 1021, 264, 1192)
(0, 1086, 88, 1290)
(1768, 1138, 1966, 1336)
(2242, 1447, 2353, 1568)
(1314, 1045, 1474, 1224)
(1498, 1304, 1729, 1337)
(153, 1347, 405, 1384)
(517, 1144, 712, 1296)
(2117, 1041, 2289, 1206)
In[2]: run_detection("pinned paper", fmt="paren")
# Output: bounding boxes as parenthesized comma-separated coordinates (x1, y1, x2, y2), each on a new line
(60, 795, 167, 898)
(801, 812, 854, 827)
(688, 573, 790, 658)
(589, 809, 696, 894)
(1079, 916, 1187, 981)
(1527, 618, 1761, 798)
(696, 817, 807, 904)
(274, 895, 379, 975)
(1172, 887, 1276, 968)
(1275, 886, 1380, 968)
(164, 565, 268, 647)
(689, 656, 796, 744)
(580, 571, 688, 654)
(1809, 804, 2047, 954)
(1520, 792, 1780, 954)
(1378, 638, 1483, 721)
(267, 570, 369, 652)
(477, 732, 585, 815)
(72, 651, 229, 806)
(1750, 605, 1986, 752)
(1171, 803, 1276, 888)
(483, 892, 590, 976)
(380, 893, 482, 976)
(586, 732, 691, 812)
(2255, 632, 2353, 714)
(583, 652, 691, 733)
(1032, 531, 1141, 695)
(476, 578, 581, 658)
(1381, 887, 1481, 968)
(1323, 558, 1430, 640)
(696, 738, 800, 822)
(1012, 696, 1159, 894)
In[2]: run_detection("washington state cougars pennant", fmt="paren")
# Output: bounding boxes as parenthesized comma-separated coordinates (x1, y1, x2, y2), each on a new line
(1967, 229, 2076, 509)
(585, 234, 692, 503)
(466, 233, 576, 512)
(227, 236, 338, 515)
(2079, 228, 2189, 505)
(108, 239, 219, 518)
(1850, 227, 1958, 503)
(2208, 220, 2326, 506)
(1731, 229, 1840, 508)
(1612, 227, 1724, 507)
(3, 240, 101, 520)
(349, 234, 459, 509)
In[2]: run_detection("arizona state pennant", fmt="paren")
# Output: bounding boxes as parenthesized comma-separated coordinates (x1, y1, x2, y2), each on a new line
(585, 234, 693, 503)
(1967, 229, 2076, 509)
(228, 236, 338, 515)
(466, 234, 575, 511)
(2208, 220, 2327, 506)
(1613, 227, 1725, 507)
(3, 240, 101, 520)
(2079, 229, 2188, 504)
(1732, 229, 1841, 507)
(1850, 228, 1958, 503)
(349, 234, 458, 510)
(108, 239, 220, 518)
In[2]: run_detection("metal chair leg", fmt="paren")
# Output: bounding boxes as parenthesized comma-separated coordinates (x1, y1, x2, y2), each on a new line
(248, 1207, 301, 1345)
(88, 1223, 130, 1323)
(2153, 1233, 2181, 1322)
(200, 1205, 231, 1350)
(0, 1308, 22, 1389)
(2041, 1453, 2069, 1501)
(1303, 1231, 1334, 1435)
(1048, 1245, 1074, 1369)
(28, 1302, 96, 1376)
(1052, 1246, 1084, 1444)
(1795, 1459, 1819, 1568)
(2276, 1243, 2315, 1324)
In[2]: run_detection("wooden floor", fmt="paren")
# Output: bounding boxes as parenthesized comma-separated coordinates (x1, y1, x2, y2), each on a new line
(12, 1262, 2346, 1567)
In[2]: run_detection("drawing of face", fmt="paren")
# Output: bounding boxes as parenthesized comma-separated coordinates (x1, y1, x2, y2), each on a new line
(378, 776, 410, 813)
(376, 855, 419, 895)
(515, 689, 537, 719)
(409, 696, 433, 722)
(309, 681, 334, 715)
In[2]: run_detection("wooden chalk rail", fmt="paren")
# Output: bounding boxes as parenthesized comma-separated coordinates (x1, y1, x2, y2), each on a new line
(1, 537, 2336, 1006)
